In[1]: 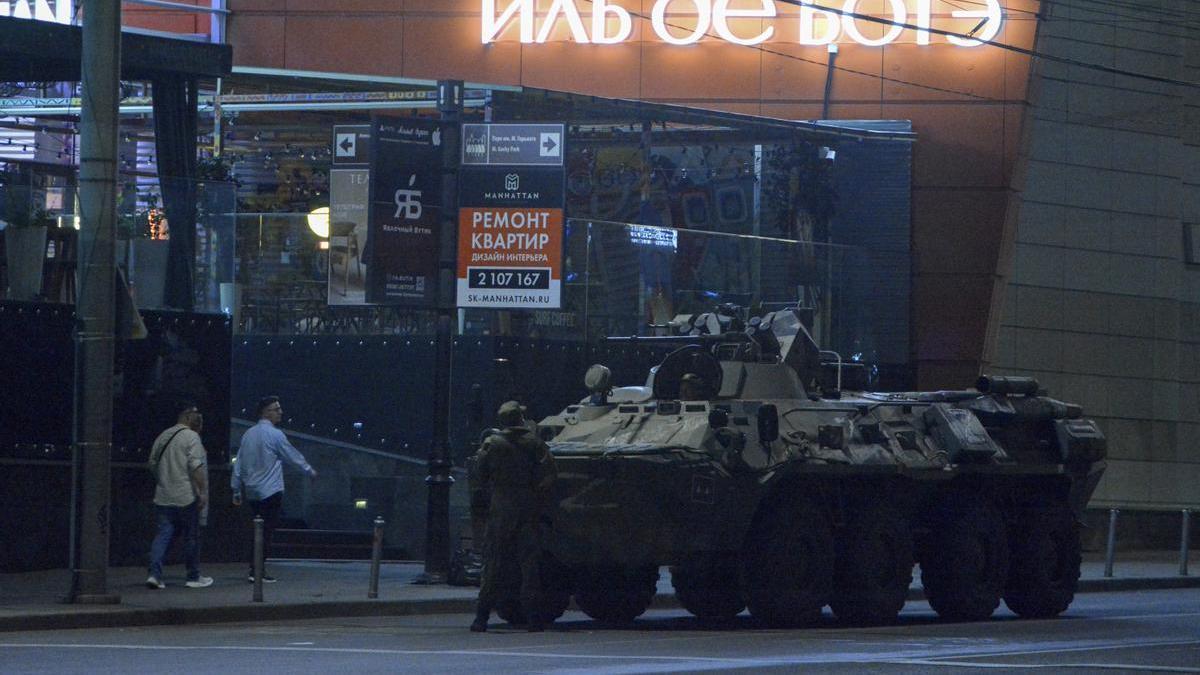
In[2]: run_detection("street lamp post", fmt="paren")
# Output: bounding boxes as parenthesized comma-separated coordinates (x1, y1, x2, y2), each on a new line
(68, 0, 122, 604)
(416, 80, 464, 584)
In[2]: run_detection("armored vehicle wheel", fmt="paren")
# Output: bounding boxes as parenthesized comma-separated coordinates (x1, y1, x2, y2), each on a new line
(575, 566, 659, 624)
(671, 553, 745, 620)
(742, 504, 834, 627)
(494, 593, 571, 626)
(921, 502, 1010, 622)
(1003, 503, 1081, 618)
(493, 555, 574, 626)
(831, 507, 914, 625)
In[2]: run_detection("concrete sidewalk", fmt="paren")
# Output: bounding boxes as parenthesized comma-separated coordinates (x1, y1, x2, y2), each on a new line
(1, 551, 1196, 633)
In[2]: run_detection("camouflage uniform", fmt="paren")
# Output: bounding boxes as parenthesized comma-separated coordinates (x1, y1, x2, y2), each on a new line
(471, 403, 557, 631)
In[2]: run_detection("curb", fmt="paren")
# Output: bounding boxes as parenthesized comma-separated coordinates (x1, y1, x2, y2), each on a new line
(1077, 576, 1200, 593)
(0, 598, 479, 634)
(3, 577, 1197, 633)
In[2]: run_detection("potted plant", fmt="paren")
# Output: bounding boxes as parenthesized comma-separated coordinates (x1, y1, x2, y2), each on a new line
(2, 189, 52, 301)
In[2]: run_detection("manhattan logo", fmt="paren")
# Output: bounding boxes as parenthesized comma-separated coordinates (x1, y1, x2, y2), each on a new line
(394, 175, 423, 220)
(482, 0, 1002, 48)
(485, 174, 539, 200)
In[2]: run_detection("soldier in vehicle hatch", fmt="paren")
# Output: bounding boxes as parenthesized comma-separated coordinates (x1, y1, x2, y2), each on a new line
(679, 372, 711, 400)
(470, 401, 558, 633)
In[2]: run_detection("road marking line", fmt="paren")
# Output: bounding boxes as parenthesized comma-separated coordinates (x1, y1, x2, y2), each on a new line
(919, 638, 1200, 660)
(0, 644, 758, 662)
(1104, 612, 1200, 621)
(3, 637, 1198, 668)
(886, 660, 1200, 672)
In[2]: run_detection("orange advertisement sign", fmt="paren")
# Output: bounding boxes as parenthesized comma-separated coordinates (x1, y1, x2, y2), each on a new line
(455, 134, 566, 309)
(456, 206, 563, 308)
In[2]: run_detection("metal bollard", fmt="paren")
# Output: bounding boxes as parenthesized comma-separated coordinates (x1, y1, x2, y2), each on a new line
(368, 516, 385, 599)
(253, 515, 264, 603)
(1181, 509, 1192, 577)
(1104, 508, 1119, 578)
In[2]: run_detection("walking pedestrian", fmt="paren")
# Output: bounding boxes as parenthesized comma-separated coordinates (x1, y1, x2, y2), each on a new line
(231, 396, 318, 583)
(146, 401, 212, 589)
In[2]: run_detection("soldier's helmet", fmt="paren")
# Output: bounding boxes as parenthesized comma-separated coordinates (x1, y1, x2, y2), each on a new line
(497, 400, 526, 427)
(680, 373, 709, 399)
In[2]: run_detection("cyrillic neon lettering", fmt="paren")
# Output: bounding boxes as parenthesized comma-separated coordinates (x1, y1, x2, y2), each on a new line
(482, 0, 534, 44)
(840, 0, 904, 47)
(798, 0, 839, 46)
(536, 0, 591, 43)
(947, 2, 1002, 47)
(713, 0, 775, 46)
(591, 0, 634, 44)
(652, 0, 712, 46)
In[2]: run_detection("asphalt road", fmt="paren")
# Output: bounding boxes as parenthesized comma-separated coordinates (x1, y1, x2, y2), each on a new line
(3, 589, 1198, 674)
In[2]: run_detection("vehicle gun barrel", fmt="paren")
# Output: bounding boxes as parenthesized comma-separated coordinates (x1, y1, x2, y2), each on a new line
(976, 375, 1040, 396)
(1010, 396, 1083, 421)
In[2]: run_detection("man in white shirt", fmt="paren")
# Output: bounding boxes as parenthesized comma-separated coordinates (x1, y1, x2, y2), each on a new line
(146, 401, 212, 589)
(231, 396, 318, 583)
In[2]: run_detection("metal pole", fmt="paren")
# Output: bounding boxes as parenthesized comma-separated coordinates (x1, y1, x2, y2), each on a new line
(368, 516, 384, 598)
(67, 0, 122, 605)
(252, 515, 264, 602)
(821, 44, 838, 120)
(417, 80, 462, 584)
(1181, 509, 1192, 577)
(1104, 508, 1119, 578)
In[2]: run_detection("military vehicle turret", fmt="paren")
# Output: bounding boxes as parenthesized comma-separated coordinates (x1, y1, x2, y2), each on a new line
(521, 306, 1105, 628)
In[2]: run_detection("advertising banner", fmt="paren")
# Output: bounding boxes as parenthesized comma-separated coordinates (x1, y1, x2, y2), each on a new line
(366, 117, 442, 306)
(327, 169, 370, 304)
(457, 123, 565, 309)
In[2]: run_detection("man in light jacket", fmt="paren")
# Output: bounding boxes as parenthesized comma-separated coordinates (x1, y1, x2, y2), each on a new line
(231, 395, 318, 583)
(147, 401, 211, 589)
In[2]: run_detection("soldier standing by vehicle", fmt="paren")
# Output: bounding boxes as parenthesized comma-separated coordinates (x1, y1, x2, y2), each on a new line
(470, 401, 557, 633)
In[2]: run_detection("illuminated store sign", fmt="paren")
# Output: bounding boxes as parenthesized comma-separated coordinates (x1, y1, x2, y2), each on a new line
(482, 0, 1001, 47)
(629, 224, 679, 251)
(0, 0, 74, 24)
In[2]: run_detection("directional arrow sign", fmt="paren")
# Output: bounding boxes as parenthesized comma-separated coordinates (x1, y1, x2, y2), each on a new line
(462, 123, 565, 166)
(332, 125, 371, 166)
(539, 132, 560, 157)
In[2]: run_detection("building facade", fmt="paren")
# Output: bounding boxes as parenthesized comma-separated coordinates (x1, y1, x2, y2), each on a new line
(198, 1, 1199, 511)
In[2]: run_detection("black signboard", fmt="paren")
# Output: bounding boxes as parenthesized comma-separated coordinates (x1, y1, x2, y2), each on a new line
(366, 117, 442, 305)
(458, 166, 565, 205)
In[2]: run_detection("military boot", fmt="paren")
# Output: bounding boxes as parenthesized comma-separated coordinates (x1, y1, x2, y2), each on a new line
(470, 607, 490, 632)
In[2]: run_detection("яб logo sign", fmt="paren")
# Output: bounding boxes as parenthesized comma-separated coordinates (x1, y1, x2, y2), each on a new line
(394, 175, 423, 219)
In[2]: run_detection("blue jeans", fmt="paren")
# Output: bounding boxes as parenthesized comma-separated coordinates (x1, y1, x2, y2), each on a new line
(148, 502, 200, 580)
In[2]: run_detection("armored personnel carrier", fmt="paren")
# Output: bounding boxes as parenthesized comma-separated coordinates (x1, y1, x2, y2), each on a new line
(525, 306, 1106, 627)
